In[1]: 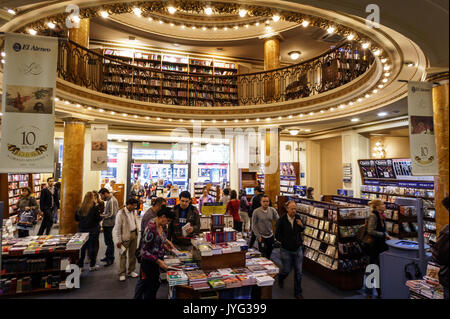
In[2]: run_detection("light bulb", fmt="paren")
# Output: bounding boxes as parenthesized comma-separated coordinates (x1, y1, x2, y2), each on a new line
(47, 22, 56, 29)
(373, 49, 381, 56)
(347, 34, 355, 40)
(168, 6, 176, 14)
(7, 9, 16, 15)
(133, 7, 142, 16)
(245, 24, 249, 28)
(351, 118, 360, 122)
(100, 11, 109, 18)
(289, 130, 299, 136)
(327, 26, 335, 34)
(28, 29, 37, 35)
(382, 78, 388, 83)
(272, 15, 280, 22)
(302, 20, 309, 27)
(305, 129, 311, 132)
(1, 52, 5, 57)
(204, 7, 213, 15)
(362, 42, 370, 49)
(384, 65, 391, 71)
(239, 9, 247, 17)
(381, 58, 387, 64)
(213, 27, 217, 31)
(377, 112, 388, 117)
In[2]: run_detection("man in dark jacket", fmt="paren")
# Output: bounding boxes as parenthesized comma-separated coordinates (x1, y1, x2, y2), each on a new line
(38, 177, 60, 235)
(168, 191, 200, 250)
(432, 196, 449, 299)
(275, 200, 305, 299)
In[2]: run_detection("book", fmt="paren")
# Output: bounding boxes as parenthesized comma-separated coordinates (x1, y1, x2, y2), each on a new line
(208, 279, 226, 289)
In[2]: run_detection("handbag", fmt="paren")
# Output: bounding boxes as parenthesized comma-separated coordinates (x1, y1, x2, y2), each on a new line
(356, 222, 374, 246)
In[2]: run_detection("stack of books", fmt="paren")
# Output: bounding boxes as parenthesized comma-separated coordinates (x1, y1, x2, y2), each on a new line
(186, 270, 208, 285)
(217, 268, 234, 276)
(255, 274, 275, 287)
(167, 271, 189, 286)
(223, 275, 242, 288)
(198, 244, 213, 256)
(66, 233, 89, 250)
(205, 270, 222, 281)
(236, 274, 257, 286)
(208, 279, 226, 289)
(210, 244, 223, 255)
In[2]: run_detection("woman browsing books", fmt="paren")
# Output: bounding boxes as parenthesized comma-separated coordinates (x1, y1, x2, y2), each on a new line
(226, 190, 243, 235)
(137, 206, 175, 299)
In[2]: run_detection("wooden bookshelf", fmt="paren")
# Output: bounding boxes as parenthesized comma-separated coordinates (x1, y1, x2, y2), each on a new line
(101, 48, 239, 106)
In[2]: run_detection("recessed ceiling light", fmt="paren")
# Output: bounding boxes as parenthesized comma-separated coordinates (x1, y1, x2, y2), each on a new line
(181, 25, 185, 29)
(87, 106, 92, 110)
(330, 107, 335, 111)
(377, 112, 388, 117)
(134, 115, 138, 118)
(245, 24, 249, 28)
(213, 27, 217, 31)
(7, 9, 16, 15)
(224, 120, 228, 123)
(160, 20, 164, 24)
(28, 29, 37, 35)
(167, 6, 176, 14)
(47, 22, 56, 29)
(239, 9, 247, 17)
(305, 129, 311, 132)
(339, 104, 345, 109)
(167, 118, 172, 121)
(64, 101, 70, 105)
(111, 111, 116, 115)
(145, 116, 150, 120)
(133, 7, 142, 16)
(212, 119, 216, 123)
(357, 98, 363, 102)
(202, 26, 206, 31)
(362, 42, 370, 49)
(378, 84, 384, 88)
(381, 58, 387, 64)
(100, 11, 109, 18)
(384, 65, 391, 71)
(382, 78, 388, 83)
(351, 118, 360, 122)
(204, 7, 213, 15)
(289, 129, 299, 136)
(289, 51, 301, 60)
(365, 94, 370, 98)
(288, 115, 293, 119)
(179, 119, 184, 122)
(148, 17, 153, 21)
(349, 102, 354, 106)
(170, 23, 175, 27)
(1, 52, 5, 57)
(234, 26, 238, 30)
(278, 116, 282, 120)
(384, 72, 390, 77)
(302, 20, 309, 27)
(373, 49, 381, 56)
(255, 22, 260, 26)
(320, 110, 325, 114)
(99, 109, 104, 112)
(234, 119, 238, 123)
(223, 27, 228, 31)
(347, 34, 355, 40)
(76, 104, 81, 108)
(272, 15, 280, 22)
(327, 26, 335, 34)
(265, 118, 271, 121)
(157, 117, 161, 121)
(309, 112, 314, 116)
(122, 113, 128, 117)
(373, 89, 378, 93)
(245, 119, 249, 122)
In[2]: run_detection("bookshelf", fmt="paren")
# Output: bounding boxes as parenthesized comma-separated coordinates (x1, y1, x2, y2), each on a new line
(293, 197, 369, 290)
(280, 162, 300, 197)
(101, 48, 239, 106)
(1, 174, 43, 219)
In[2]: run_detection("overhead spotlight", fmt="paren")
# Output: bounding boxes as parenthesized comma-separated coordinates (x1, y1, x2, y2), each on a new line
(202, 26, 206, 31)
(288, 115, 293, 119)
(384, 65, 391, 71)
(301, 20, 309, 27)
(351, 118, 360, 122)
(278, 116, 282, 120)
(134, 115, 138, 118)
(365, 94, 370, 98)
(122, 113, 128, 117)
(289, 130, 299, 136)
(272, 15, 280, 22)
(64, 101, 70, 105)
(148, 17, 153, 21)
(167, 6, 176, 14)
(181, 25, 185, 29)
(100, 11, 109, 18)
(239, 9, 247, 17)
(212, 119, 217, 123)
(362, 42, 370, 49)
(28, 29, 37, 35)
(255, 22, 260, 26)
(384, 72, 390, 77)
(7, 9, 16, 15)
(382, 78, 388, 83)
(223, 27, 228, 31)
(145, 116, 150, 120)
(170, 23, 175, 27)
(327, 26, 335, 34)
(160, 20, 164, 24)
(320, 110, 325, 114)
(87, 106, 92, 110)
(349, 102, 354, 106)
(245, 119, 249, 122)
(234, 26, 238, 30)
(373, 89, 378, 93)
(213, 27, 217, 31)
(133, 7, 142, 16)
(1, 52, 5, 57)
(204, 7, 213, 15)
(304, 129, 311, 132)
(299, 114, 304, 117)
(330, 107, 335, 111)
(378, 84, 384, 88)
(265, 118, 271, 121)
(157, 117, 161, 121)
(309, 112, 314, 116)
(357, 98, 363, 102)
(289, 51, 301, 60)
(234, 119, 239, 123)
(381, 58, 388, 64)
(245, 24, 249, 28)
(75, 104, 81, 108)
(99, 109, 104, 113)
(377, 112, 388, 117)
(47, 22, 56, 29)
(339, 104, 345, 109)
(192, 26, 196, 29)
(111, 111, 116, 115)
(373, 49, 381, 56)
(256, 118, 260, 122)
(1, 59, 5, 64)
(347, 34, 355, 40)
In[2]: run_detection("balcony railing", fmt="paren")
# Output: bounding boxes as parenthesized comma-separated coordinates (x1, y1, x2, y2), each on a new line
(57, 39, 374, 107)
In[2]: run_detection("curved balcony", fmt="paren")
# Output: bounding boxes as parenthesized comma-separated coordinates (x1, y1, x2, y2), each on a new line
(57, 39, 374, 109)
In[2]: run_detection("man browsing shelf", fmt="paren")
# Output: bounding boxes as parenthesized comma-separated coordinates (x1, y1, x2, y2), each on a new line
(252, 195, 279, 259)
(275, 200, 305, 299)
(168, 191, 200, 250)
(38, 177, 59, 235)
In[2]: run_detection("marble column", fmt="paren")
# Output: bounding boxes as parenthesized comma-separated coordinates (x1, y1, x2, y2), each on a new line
(68, 18, 90, 85)
(60, 119, 86, 234)
(264, 128, 280, 206)
(430, 73, 449, 235)
(264, 37, 281, 101)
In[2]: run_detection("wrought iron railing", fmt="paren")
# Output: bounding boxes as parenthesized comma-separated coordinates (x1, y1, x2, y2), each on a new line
(57, 39, 374, 107)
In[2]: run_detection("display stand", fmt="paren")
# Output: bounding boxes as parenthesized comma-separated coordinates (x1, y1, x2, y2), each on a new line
(293, 197, 368, 290)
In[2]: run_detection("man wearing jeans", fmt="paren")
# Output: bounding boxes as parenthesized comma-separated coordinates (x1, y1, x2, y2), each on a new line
(99, 188, 119, 266)
(252, 195, 279, 259)
(275, 200, 305, 299)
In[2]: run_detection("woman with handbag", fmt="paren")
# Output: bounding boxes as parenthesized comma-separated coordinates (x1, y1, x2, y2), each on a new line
(365, 199, 391, 298)
(16, 187, 39, 238)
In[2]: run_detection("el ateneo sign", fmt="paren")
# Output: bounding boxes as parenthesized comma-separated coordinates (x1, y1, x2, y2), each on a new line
(0, 33, 57, 173)
(407, 81, 438, 176)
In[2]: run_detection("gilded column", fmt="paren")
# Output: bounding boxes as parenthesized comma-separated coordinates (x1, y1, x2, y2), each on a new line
(264, 128, 280, 206)
(60, 119, 86, 234)
(68, 18, 90, 85)
(430, 72, 449, 235)
(264, 37, 281, 101)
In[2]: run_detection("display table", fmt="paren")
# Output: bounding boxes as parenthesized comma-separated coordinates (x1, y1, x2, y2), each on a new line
(192, 247, 246, 270)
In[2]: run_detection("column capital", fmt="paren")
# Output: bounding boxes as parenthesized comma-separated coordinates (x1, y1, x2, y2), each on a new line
(426, 71, 449, 85)
(62, 117, 88, 125)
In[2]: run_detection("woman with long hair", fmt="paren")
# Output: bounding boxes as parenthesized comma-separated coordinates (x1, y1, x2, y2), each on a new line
(75, 191, 102, 271)
(239, 189, 250, 238)
(226, 190, 243, 235)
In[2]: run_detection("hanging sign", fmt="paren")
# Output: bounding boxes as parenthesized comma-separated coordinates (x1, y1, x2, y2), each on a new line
(0, 33, 57, 173)
(407, 82, 438, 175)
(91, 124, 108, 171)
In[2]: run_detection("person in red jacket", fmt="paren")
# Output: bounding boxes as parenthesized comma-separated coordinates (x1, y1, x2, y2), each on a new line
(226, 190, 242, 234)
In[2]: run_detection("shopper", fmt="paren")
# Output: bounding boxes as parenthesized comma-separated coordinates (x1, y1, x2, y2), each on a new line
(137, 206, 175, 299)
(144, 182, 150, 199)
(53, 181, 61, 224)
(131, 183, 145, 213)
(92, 191, 104, 262)
(16, 187, 39, 238)
(38, 177, 59, 235)
(75, 192, 102, 271)
(198, 186, 214, 214)
(248, 186, 264, 248)
(365, 199, 390, 299)
(105, 179, 116, 193)
(239, 189, 250, 238)
(306, 187, 315, 200)
(168, 191, 200, 250)
(115, 197, 140, 281)
(220, 188, 231, 208)
(99, 188, 119, 266)
(252, 195, 279, 259)
(275, 200, 305, 299)
(432, 196, 449, 300)
(141, 197, 167, 240)
(226, 190, 243, 233)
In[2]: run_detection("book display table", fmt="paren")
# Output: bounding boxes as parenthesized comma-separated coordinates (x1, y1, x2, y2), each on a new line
(0, 233, 88, 297)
